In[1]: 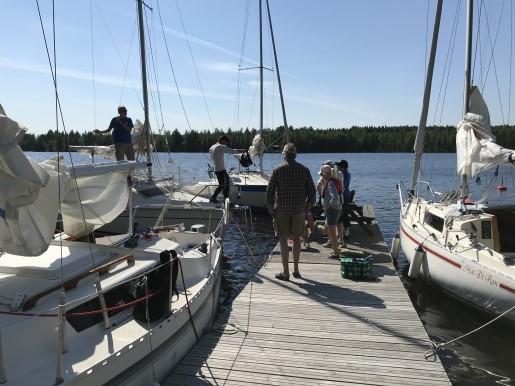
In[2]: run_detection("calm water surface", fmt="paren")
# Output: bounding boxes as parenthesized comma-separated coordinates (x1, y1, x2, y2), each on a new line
(28, 151, 515, 385)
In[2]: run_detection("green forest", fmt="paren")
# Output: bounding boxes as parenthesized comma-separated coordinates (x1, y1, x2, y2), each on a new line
(19, 125, 515, 153)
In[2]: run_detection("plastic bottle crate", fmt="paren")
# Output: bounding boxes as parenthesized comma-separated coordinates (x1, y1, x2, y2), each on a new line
(340, 255, 373, 280)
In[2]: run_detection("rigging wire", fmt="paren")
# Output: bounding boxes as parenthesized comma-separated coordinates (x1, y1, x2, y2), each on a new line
(174, 0, 215, 130)
(431, 0, 461, 125)
(234, 0, 252, 131)
(35, 0, 108, 269)
(472, 0, 483, 85)
(509, 0, 513, 124)
(89, 0, 97, 131)
(92, 0, 143, 109)
(155, 0, 211, 165)
(120, 17, 139, 106)
(479, 0, 506, 124)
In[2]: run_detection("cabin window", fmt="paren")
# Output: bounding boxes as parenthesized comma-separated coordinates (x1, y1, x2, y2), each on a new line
(481, 221, 492, 239)
(67, 279, 137, 332)
(424, 212, 444, 232)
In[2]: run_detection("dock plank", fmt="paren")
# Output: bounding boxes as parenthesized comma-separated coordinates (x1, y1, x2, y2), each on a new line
(164, 221, 450, 385)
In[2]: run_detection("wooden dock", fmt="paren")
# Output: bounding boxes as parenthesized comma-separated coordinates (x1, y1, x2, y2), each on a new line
(165, 219, 451, 385)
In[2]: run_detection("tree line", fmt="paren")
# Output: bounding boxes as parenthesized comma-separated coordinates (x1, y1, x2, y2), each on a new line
(19, 125, 515, 153)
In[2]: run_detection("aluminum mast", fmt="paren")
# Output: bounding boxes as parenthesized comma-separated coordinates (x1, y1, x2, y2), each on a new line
(410, 0, 443, 192)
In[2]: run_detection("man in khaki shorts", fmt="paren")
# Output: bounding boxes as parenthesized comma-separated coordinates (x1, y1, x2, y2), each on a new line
(266, 143, 316, 281)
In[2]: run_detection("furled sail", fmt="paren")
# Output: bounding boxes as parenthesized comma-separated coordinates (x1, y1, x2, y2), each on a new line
(0, 106, 146, 256)
(248, 134, 266, 157)
(0, 106, 65, 256)
(456, 87, 515, 177)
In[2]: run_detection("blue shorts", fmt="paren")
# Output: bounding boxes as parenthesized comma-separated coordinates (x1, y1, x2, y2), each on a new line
(325, 208, 342, 226)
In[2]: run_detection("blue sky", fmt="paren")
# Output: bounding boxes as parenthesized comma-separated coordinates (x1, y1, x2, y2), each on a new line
(1, 0, 513, 135)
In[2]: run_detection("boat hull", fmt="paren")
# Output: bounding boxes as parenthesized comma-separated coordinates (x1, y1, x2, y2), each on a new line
(100, 205, 225, 235)
(400, 216, 515, 322)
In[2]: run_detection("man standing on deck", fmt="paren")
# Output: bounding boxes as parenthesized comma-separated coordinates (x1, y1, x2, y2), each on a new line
(209, 135, 238, 203)
(95, 106, 135, 161)
(266, 143, 316, 281)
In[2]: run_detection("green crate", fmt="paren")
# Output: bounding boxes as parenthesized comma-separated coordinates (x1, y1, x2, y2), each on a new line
(340, 255, 373, 280)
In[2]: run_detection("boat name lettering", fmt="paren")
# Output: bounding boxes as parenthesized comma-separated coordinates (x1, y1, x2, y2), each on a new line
(461, 264, 499, 287)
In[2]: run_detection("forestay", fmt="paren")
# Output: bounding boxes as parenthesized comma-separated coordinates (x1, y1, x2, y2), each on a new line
(456, 87, 515, 177)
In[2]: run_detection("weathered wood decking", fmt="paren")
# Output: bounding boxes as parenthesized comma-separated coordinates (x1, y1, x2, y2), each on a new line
(165, 220, 451, 385)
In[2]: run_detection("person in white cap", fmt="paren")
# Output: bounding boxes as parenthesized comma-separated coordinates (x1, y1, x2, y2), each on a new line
(266, 143, 316, 281)
(319, 164, 343, 258)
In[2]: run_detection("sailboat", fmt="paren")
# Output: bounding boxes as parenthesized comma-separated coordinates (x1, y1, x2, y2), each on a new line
(399, 0, 515, 322)
(70, 1, 228, 234)
(182, 0, 290, 209)
(0, 1, 224, 384)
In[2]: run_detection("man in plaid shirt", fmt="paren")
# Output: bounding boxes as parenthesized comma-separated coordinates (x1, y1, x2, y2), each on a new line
(266, 143, 316, 281)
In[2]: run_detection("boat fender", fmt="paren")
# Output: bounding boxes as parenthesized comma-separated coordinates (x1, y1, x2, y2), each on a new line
(408, 245, 425, 278)
(390, 233, 400, 261)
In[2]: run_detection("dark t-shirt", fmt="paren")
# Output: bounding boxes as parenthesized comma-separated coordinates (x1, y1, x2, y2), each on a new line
(109, 117, 133, 143)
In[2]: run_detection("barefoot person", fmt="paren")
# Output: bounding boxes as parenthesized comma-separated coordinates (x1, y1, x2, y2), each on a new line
(266, 143, 316, 281)
(319, 164, 343, 259)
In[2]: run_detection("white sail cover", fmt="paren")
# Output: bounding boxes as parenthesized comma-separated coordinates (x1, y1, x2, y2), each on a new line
(456, 87, 515, 177)
(248, 134, 266, 157)
(0, 106, 145, 256)
(70, 119, 148, 159)
(0, 107, 66, 256)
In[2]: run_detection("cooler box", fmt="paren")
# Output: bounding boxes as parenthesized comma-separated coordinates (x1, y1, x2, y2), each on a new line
(340, 255, 373, 280)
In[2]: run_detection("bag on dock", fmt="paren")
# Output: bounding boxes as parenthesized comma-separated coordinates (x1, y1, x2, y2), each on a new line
(340, 255, 373, 280)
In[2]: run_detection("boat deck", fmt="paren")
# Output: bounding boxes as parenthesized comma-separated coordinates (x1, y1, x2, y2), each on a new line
(164, 220, 451, 385)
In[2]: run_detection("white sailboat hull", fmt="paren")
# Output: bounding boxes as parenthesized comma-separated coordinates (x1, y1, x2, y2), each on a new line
(399, 203, 515, 322)
(0, 232, 223, 385)
(182, 171, 269, 209)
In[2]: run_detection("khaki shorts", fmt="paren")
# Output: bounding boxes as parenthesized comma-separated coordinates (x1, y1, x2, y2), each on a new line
(274, 211, 305, 238)
(115, 142, 135, 161)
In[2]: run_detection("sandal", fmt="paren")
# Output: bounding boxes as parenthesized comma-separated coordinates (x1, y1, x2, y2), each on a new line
(292, 271, 302, 279)
(275, 272, 290, 281)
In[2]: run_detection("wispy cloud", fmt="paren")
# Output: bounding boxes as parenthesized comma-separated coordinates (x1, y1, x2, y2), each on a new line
(0, 56, 234, 101)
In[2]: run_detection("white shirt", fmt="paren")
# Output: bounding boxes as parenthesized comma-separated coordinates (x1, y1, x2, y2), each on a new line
(209, 143, 235, 172)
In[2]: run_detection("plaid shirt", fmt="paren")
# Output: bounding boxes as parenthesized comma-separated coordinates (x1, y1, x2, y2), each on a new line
(266, 160, 316, 213)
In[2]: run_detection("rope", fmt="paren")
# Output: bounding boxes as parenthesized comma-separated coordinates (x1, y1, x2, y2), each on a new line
(234, 223, 263, 268)
(0, 290, 159, 318)
(176, 257, 200, 342)
(222, 269, 253, 386)
(424, 303, 515, 360)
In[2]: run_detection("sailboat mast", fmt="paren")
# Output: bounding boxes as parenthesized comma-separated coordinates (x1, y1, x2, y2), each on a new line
(410, 0, 443, 192)
(259, 0, 264, 172)
(265, 0, 289, 144)
(461, 0, 474, 197)
(137, 0, 152, 181)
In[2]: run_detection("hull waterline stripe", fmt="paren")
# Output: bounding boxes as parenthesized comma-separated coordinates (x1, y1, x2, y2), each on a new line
(400, 225, 461, 268)
(401, 225, 515, 296)
(500, 283, 515, 295)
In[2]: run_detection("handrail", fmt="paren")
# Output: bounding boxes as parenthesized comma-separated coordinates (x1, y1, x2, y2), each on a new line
(22, 255, 135, 311)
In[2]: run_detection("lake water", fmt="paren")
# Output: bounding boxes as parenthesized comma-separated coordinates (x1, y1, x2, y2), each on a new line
(27, 151, 515, 384)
